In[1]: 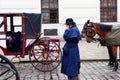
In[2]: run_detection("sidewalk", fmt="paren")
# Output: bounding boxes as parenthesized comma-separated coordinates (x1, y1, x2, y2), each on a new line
(61, 40, 109, 61)
(15, 61, 120, 80)
(1, 40, 120, 80)
(14, 40, 120, 80)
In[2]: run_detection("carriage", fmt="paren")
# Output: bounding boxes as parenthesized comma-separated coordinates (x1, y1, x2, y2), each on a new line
(0, 13, 62, 79)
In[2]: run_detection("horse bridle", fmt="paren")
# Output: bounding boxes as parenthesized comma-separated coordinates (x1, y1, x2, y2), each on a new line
(84, 22, 99, 42)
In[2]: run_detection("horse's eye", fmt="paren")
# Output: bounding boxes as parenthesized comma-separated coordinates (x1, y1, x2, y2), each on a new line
(91, 30, 93, 32)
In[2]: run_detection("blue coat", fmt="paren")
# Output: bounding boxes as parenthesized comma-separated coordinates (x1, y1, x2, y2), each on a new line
(61, 25, 82, 77)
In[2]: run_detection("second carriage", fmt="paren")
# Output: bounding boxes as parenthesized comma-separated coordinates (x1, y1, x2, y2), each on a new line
(0, 13, 62, 72)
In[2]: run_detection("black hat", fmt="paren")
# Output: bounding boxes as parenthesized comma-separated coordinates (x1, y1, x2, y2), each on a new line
(65, 18, 75, 25)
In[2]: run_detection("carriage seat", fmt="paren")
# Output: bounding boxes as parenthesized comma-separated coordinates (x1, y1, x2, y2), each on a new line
(6, 31, 21, 52)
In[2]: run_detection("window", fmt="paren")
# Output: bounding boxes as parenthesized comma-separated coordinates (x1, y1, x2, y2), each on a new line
(41, 0, 59, 24)
(100, 0, 117, 22)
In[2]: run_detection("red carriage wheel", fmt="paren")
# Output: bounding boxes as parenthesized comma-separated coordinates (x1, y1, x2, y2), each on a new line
(29, 37, 62, 72)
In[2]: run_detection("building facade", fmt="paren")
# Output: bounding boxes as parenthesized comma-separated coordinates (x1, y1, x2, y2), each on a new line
(0, 0, 120, 39)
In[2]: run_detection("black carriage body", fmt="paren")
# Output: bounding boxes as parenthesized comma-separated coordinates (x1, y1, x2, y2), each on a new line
(0, 13, 62, 72)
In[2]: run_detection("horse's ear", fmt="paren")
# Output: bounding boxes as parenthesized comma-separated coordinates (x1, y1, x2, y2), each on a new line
(87, 20, 90, 24)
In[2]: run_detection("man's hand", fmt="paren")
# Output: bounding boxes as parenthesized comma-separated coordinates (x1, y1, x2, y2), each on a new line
(65, 25, 70, 30)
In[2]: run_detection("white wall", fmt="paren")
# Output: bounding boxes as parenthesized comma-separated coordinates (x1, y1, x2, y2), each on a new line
(59, 0, 100, 24)
(0, 0, 41, 13)
(118, 0, 120, 22)
(42, 0, 100, 39)
(1, 0, 120, 39)
(58, 0, 100, 38)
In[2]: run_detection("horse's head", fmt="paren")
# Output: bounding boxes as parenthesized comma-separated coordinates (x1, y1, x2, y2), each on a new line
(81, 20, 97, 43)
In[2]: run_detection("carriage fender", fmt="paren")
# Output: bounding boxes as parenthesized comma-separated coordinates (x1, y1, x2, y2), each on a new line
(0, 46, 8, 55)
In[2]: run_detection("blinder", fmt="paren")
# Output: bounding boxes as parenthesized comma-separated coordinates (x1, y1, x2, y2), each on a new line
(85, 22, 94, 37)
(83, 21, 97, 42)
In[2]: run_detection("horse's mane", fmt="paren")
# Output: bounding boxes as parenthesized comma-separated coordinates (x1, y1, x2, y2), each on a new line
(94, 23, 112, 31)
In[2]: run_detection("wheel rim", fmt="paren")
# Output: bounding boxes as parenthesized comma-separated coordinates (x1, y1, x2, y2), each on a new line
(29, 38, 62, 72)
(0, 54, 20, 80)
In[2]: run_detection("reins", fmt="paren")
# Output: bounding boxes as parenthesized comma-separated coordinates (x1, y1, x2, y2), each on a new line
(90, 23, 112, 46)
(86, 23, 106, 44)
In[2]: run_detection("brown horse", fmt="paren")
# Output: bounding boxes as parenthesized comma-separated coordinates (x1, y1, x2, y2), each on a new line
(81, 20, 119, 71)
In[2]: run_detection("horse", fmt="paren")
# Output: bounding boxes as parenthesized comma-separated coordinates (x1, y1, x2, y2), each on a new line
(81, 20, 119, 71)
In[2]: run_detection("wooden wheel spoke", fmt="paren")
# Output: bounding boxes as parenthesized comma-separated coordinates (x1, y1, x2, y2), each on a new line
(35, 56, 42, 61)
(40, 63, 44, 70)
(29, 38, 62, 72)
(48, 54, 56, 61)
(33, 52, 42, 56)
(0, 69, 10, 76)
(0, 67, 15, 80)
(49, 44, 58, 50)
(4, 73, 15, 80)
(33, 49, 42, 53)
(50, 52, 58, 58)
(0, 59, 4, 63)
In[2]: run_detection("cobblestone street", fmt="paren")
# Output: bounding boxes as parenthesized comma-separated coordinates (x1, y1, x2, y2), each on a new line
(1, 40, 120, 80)
(14, 61, 120, 80)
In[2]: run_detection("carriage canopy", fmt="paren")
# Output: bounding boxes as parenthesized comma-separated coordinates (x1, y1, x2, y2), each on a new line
(0, 13, 41, 38)
(24, 13, 41, 38)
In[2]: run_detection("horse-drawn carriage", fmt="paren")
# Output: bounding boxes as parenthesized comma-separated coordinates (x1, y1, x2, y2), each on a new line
(0, 13, 62, 79)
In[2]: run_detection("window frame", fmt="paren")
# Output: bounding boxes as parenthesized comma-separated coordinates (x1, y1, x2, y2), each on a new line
(100, 0, 117, 22)
(41, 0, 59, 24)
